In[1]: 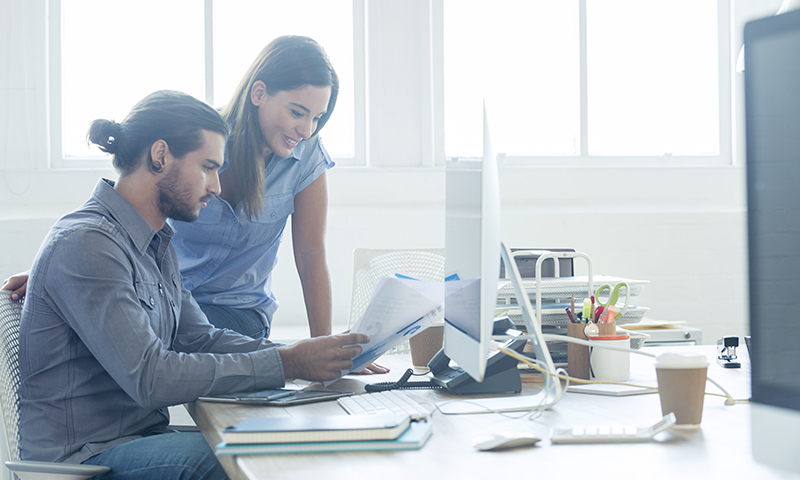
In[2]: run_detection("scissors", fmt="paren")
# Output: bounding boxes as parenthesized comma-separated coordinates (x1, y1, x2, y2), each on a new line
(593, 282, 630, 322)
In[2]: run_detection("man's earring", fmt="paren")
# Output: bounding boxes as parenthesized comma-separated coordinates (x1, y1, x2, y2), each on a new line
(151, 162, 163, 173)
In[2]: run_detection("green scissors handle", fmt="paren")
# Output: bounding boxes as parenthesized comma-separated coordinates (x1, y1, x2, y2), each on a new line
(594, 282, 630, 321)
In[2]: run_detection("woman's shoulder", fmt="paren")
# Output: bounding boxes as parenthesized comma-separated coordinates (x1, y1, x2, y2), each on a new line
(295, 135, 326, 159)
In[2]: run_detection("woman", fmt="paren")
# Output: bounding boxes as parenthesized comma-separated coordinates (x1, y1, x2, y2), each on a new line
(3, 36, 387, 373)
(171, 35, 338, 341)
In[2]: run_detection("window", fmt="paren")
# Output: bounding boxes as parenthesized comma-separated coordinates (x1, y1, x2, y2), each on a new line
(61, 0, 205, 161)
(443, 0, 729, 164)
(53, 0, 730, 168)
(58, 0, 354, 163)
(444, 1, 580, 157)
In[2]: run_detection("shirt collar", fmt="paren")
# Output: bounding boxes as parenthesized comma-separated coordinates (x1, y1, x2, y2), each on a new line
(91, 178, 174, 256)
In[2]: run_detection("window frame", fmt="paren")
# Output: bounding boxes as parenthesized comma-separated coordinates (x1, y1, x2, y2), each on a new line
(436, 0, 733, 167)
(47, 0, 732, 170)
(48, 0, 366, 168)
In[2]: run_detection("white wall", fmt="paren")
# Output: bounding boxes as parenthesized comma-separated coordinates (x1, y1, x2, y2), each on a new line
(0, 164, 748, 348)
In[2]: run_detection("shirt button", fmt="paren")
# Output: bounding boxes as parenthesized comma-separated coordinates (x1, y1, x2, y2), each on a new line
(270, 212, 277, 219)
(149, 297, 155, 306)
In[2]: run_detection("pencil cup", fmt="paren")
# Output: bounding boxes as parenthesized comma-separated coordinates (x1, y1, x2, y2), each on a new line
(655, 353, 709, 429)
(567, 323, 590, 380)
(587, 333, 630, 382)
(409, 324, 444, 367)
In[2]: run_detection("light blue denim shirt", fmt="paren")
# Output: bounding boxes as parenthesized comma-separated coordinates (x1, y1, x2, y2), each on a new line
(169, 135, 333, 328)
(19, 179, 285, 464)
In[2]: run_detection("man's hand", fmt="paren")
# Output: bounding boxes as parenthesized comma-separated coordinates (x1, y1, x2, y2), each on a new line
(1, 270, 30, 301)
(278, 332, 370, 382)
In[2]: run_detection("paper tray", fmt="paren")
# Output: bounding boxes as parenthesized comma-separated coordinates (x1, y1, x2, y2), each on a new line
(501, 304, 650, 327)
(524, 330, 650, 356)
(497, 275, 649, 301)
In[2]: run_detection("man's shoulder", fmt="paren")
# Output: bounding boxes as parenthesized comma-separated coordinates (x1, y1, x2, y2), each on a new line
(53, 207, 122, 239)
(42, 208, 130, 260)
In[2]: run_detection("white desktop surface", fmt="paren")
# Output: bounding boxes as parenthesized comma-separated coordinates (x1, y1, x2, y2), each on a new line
(189, 346, 796, 480)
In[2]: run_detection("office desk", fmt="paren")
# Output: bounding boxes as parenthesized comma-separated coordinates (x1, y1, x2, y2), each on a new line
(188, 346, 797, 480)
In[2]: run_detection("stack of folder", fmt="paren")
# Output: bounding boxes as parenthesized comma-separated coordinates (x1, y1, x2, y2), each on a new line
(215, 414, 432, 455)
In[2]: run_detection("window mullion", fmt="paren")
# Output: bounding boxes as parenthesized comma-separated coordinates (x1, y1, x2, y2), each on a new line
(204, 0, 214, 106)
(718, 0, 732, 165)
(579, 0, 588, 158)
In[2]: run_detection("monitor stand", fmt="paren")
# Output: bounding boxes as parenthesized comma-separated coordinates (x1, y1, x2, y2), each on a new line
(429, 317, 526, 395)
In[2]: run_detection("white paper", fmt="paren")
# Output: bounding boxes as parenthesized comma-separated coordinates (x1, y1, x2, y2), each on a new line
(343, 276, 444, 376)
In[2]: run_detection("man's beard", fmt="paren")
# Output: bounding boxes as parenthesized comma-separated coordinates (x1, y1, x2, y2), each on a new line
(156, 167, 209, 223)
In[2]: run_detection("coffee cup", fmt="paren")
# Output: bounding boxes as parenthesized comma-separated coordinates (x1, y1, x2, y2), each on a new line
(655, 352, 709, 428)
(409, 324, 444, 367)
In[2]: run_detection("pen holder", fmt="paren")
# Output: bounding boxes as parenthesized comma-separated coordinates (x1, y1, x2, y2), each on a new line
(598, 322, 616, 335)
(567, 322, 590, 380)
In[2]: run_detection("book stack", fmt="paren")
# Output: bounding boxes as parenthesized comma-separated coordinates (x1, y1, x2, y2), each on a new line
(215, 414, 432, 455)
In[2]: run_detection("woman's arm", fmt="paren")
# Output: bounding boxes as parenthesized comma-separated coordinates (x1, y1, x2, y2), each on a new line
(292, 172, 333, 337)
(291, 172, 390, 375)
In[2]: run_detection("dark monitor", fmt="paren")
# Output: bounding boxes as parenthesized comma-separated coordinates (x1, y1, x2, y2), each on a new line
(744, 8, 800, 474)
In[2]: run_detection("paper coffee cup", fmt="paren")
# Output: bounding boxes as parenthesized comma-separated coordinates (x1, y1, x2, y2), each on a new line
(409, 324, 444, 367)
(655, 353, 709, 429)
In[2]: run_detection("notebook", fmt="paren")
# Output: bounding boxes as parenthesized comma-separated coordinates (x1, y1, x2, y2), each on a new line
(222, 414, 411, 445)
(215, 420, 432, 455)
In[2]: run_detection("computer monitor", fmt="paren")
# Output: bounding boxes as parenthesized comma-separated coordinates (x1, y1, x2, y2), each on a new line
(443, 107, 560, 405)
(744, 8, 800, 475)
(443, 107, 502, 382)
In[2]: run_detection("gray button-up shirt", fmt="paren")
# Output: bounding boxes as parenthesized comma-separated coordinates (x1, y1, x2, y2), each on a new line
(19, 179, 285, 464)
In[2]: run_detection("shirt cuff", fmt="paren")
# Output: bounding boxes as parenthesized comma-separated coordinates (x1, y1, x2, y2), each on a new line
(251, 346, 286, 389)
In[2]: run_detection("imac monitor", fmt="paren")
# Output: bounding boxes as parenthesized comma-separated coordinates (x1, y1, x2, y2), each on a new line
(443, 108, 559, 400)
(443, 108, 502, 382)
(744, 8, 800, 474)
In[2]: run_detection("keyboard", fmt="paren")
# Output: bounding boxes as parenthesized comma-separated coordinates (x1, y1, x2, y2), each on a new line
(337, 390, 432, 420)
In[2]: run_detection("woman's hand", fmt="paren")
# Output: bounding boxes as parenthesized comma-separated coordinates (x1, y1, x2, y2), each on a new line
(2, 270, 30, 301)
(352, 363, 390, 375)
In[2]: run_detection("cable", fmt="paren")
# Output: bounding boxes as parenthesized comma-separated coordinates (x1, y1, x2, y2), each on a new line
(501, 336, 745, 405)
(496, 345, 659, 392)
(364, 368, 444, 392)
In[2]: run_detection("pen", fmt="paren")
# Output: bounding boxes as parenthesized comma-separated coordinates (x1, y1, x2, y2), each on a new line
(565, 306, 576, 323)
(571, 295, 575, 321)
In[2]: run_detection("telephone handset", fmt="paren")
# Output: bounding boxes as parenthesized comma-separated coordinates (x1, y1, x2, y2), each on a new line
(427, 316, 527, 395)
(363, 316, 527, 394)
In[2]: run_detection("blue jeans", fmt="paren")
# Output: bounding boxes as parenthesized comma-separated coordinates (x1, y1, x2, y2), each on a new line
(199, 304, 268, 339)
(82, 432, 228, 480)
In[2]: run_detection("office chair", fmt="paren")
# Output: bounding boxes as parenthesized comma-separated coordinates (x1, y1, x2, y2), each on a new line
(0, 292, 110, 480)
(347, 248, 445, 354)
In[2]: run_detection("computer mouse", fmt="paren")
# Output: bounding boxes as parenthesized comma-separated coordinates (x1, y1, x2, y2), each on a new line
(472, 432, 542, 451)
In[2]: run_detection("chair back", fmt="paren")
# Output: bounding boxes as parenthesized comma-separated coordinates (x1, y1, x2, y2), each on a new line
(0, 293, 23, 463)
(348, 249, 445, 354)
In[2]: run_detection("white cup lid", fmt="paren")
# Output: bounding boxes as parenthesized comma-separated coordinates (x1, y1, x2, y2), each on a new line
(655, 352, 709, 369)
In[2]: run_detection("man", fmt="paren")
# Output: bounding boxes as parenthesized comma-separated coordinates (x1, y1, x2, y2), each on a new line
(17, 90, 368, 479)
